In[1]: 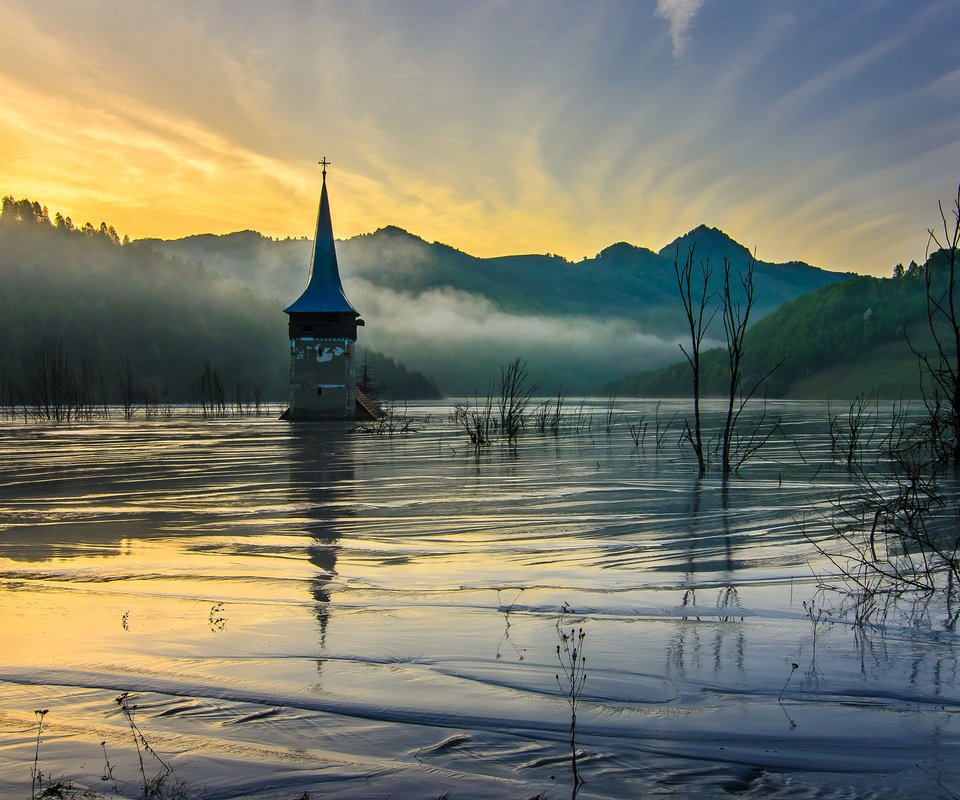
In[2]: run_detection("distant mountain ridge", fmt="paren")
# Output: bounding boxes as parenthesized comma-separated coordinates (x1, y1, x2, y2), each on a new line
(144, 222, 852, 393)
(145, 223, 850, 393)
(0, 189, 861, 398)
(151, 222, 846, 319)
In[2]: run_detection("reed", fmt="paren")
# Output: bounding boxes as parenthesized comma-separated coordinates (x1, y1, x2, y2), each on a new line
(555, 605, 587, 788)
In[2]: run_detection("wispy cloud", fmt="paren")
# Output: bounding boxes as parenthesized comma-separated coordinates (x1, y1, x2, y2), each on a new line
(655, 0, 706, 57)
(1, 1, 958, 276)
(0, 73, 316, 238)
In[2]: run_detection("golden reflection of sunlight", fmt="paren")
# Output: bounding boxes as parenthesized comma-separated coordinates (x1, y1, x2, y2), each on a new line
(0, 528, 329, 670)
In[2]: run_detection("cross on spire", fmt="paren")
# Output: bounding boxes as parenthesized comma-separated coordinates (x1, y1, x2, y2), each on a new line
(319, 157, 331, 178)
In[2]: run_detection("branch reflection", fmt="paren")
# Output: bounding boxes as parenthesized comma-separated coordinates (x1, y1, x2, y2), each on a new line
(286, 425, 355, 654)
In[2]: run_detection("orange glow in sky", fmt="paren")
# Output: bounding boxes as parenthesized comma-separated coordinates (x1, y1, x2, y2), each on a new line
(2, 1, 958, 275)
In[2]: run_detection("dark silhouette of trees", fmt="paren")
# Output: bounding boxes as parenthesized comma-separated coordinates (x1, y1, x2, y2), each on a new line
(25, 337, 102, 421)
(118, 360, 140, 420)
(0, 197, 287, 403)
(1, 197, 49, 226)
(0, 197, 438, 409)
(357, 350, 383, 401)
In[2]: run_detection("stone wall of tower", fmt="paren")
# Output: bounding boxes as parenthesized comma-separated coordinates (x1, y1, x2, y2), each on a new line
(287, 337, 356, 418)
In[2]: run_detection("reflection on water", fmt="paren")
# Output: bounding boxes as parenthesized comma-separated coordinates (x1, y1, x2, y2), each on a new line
(0, 401, 958, 798)
(668, 478, 748, 679)
(286, 425, 354, 650)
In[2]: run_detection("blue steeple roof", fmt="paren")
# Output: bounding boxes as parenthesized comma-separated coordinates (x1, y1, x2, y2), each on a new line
(284, 168, 359, 316)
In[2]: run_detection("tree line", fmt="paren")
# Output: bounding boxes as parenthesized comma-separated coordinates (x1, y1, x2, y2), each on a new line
(613, 255, 937, 399)
(0, 196, 440, 415)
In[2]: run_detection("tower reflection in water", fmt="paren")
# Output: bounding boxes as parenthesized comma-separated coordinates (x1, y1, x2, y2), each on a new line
(286, 425, 356, 650)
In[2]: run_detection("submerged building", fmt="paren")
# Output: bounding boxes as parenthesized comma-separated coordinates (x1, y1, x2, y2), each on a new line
(282, 162, 376, 421)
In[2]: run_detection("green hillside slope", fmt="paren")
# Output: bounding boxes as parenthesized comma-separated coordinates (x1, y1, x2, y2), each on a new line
(608, 263, 940, 399)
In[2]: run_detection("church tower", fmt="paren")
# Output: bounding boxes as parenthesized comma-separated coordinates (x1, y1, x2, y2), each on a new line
(281, 160, 364, 420)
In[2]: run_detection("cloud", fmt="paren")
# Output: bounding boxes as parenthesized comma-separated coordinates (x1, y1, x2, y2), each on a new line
(1, 1, 957, 278)
(345, 280, 686, 393)
(655, 0, 706, 57)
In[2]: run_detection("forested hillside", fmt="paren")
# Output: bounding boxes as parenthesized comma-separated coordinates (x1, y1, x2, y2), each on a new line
(607, 258, 937, 399)
(0, 199, 439, 404)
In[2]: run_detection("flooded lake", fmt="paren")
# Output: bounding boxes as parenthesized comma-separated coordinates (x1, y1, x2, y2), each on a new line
(0, 400, 958, 799)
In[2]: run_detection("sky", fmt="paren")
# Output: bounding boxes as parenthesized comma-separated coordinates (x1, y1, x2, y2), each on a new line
(1, 0, 959, 277)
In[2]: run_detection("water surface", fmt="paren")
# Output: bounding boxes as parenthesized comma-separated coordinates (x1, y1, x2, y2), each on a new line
(0, 401, 957, 798)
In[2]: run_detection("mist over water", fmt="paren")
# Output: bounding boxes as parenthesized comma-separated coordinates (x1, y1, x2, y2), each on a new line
(0, 402, 957, 798)
(350, 280, 687, 393)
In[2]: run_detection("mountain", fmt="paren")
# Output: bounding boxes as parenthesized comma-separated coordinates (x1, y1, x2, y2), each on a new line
(148, 223, 850, 393)
(659, 225, 844, 310)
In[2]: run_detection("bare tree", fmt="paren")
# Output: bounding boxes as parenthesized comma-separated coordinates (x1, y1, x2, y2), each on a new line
(74, 357, 103, 420)
(720, 255, 753, 472)
(674, 245, 716, 475)
(198, 361, 226, 418)
(452, 389, 495, 454)
(913, 183, 960, 464)
(27, 337, 76, 422)
(118, 359, 139, 420)
(809, 452, 960, 626)
(814, 185, 960, 621)
(719, 253, 783, 471)
(829, 394, 879, 469)
(0, 371, 17, 420)
(233, 383, 244, 415)
(550, 389, 566, 437)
